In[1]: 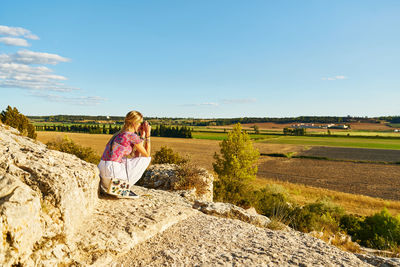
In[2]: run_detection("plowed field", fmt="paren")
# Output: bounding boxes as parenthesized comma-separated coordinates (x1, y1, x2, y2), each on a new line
(258, 157, 400, 201)
(299, 146, 400, 163)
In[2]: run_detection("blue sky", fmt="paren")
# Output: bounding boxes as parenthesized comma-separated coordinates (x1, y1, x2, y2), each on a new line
(1, 1, 399, 118)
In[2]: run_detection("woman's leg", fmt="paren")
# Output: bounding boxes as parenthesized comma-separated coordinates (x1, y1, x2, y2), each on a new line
(125, 157, 151, 185)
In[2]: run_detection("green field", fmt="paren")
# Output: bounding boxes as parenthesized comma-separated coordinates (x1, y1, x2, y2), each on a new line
(260, 135, 400, 150)
(192, 131, 274, 141)
(307, 130, 400, 137)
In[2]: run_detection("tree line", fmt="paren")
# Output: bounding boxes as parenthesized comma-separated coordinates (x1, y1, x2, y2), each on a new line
(35, 123, 193, 138)
(151, 125, 192, 138)
(28, 114, 400, 126)
(35, 124, 122, 134)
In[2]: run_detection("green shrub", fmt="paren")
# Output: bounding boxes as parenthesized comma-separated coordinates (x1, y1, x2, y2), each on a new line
(340, 214, 363, 237)
(346, 209, 400, 250)
(253, 185, 295, 226)
(152, 146, 188, 165)
(46, 136, 100, 164)
(291, 198, 345, 233)
(213, 178, 254, 207)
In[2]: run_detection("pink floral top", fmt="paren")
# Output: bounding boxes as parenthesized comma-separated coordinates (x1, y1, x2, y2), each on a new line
(101, 131, 142, 163)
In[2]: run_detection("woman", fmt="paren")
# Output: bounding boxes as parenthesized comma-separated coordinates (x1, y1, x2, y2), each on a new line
(98, 110, 151, 198)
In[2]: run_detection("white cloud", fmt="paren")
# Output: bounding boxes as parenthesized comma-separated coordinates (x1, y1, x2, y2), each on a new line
(0, 61, 76, 92)
(222, 98, 257, 104)
(0, 25, 39, 40)
(0, 50, 70, 65)
(0, 25, 103, 105)
(0, 37, 29, 47)
(321, 75, 347, 81)
(182, 98, 256, 107)
(0, 50, 75, 92)
(29, 92, 106, 106)
(180, 102, 219, 107)
(200, 102, 219, 106)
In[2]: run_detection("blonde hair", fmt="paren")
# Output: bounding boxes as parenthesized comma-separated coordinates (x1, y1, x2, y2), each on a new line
(122, 110, 143, 131)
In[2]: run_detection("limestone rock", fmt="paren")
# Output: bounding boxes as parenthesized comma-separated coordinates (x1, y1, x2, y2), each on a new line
(116, 214, 371, 267)
(138, 164, 214, 202)
(192, 200, 271, 228)
(0, 173, 42, 266)
(0, 124, 99, 266)
(355, 253, 400, 267)
(72, 186, 199, 265)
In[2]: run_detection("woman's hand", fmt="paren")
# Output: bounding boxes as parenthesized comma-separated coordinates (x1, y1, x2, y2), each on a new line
(143, 121, 151, 137)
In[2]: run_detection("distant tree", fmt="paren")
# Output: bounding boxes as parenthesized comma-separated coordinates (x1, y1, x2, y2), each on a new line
(0, 106, 37, 139)
(213, 123, 260, 205)
(252, 125, 260, 134)
(283, 127, 306, 136)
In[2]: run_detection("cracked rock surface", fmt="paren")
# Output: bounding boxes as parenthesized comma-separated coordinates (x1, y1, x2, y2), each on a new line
(116, 214, 370, 267)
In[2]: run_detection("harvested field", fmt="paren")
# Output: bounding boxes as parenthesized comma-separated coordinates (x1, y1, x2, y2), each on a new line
(36, 131, 304, 170)
(299, 146, 400, 163)
(36, 131, 400, 215)
(258, 157, 400, 201)
(348, 122, 393, 131)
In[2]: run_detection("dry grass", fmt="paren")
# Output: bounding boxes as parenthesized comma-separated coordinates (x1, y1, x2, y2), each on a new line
(36, 132, 400, 217)
(309, 231, 361, 253)
(251, 177, 400, 216)
(174, 162, 209, 195)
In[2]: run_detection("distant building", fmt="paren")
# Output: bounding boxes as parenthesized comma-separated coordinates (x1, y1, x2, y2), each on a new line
(327, 124, 349, 129)
(291, 123, 349, 129)
(291, 123, 322, 129)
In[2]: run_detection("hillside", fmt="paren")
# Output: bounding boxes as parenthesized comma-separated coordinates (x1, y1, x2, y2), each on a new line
(0, 123, 391, 266)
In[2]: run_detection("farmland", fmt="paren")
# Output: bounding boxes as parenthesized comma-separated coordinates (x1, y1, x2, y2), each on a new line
(298, 146, 400, 163)
(257, 157, 400, 201)
(36, 131, 400, 216)
(260, 135, 400, 150)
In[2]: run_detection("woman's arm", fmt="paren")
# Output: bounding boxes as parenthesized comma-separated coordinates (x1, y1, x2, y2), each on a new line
(134, 141, 151, 157)
(134, 121, 151, 157)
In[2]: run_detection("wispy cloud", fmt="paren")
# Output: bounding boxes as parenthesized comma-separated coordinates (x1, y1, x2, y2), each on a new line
(321, 75, 347, 81)
(0, 50, 70, 65)
(0, 25, 105, 105)
(181, 98, 257, 107)
(0, 59, 77, 92)
(30, 92, 106, 106)
(222, 98, 257, 104)
(0, 37, 29, 47)
(181, 102, 219, 107)
(0, 25, 39, 40)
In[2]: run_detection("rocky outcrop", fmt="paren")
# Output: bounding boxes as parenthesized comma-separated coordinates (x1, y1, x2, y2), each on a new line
(193, 200, 272, 229)
(138, 163, 214, 202)
(0, 124, 99, 266)
(71, 186, 197, 265)
(0, 124, 378, 266)
(116, 214, 370, 267)
(355, 253, 400, 267)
